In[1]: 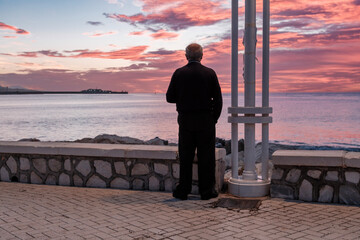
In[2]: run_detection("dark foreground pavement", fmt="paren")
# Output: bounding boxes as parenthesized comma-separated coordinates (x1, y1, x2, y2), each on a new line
(0, 182, 359, 240)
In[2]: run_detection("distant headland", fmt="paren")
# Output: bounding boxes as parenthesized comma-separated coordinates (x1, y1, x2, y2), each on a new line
(0, 86, 128, 95)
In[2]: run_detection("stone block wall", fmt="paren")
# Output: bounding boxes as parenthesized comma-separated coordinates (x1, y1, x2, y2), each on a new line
(0, 154, 181, 191)
(0, 142, 226, 194)
(271, 150, 360, 205)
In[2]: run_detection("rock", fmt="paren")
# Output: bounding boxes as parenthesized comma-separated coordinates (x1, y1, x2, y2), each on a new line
(307, 170, 321, 179)
(74, 137, 93, 143)
(73, 175, 83, 186)
(345, 172, 360, 184)
(45, 175, 57, 185)
(172, 163, 180, 179)
(132, 163, 149, 175)
(165, 178, 173, 192)
(86, 175, 106, 188)
(339, 185, 360, 205)
(286, 169, 301, 183)
(18, 138, 40, 142)
(224, 154, 231, 169)
(59, 173, 70, 186)
(20, 157, 30, 170)
(145, 137, 168, 145)
(76, 134, 145, 145)
(267, 160, 274, 180)
(149, 176, 159, 191)
(318, 185, 333, 203)
(215, 142, 223, 148)
(95, 135, 144, 144)
(33, 158, 47, 174)
(215, 137, 226, 146)
(0, 167, 10, 182)
(223, 169, 232, 183)
(64, 159, 71, 171)
(76, 160, 92, 177)
(20, 174, 28, 183)
(6, 156, 17, 174)
(132, 179, 145, 190)
(224, 152, 244, 169)
(224, 140, 231, 155)
(255, 163, 263, 176)
(225, 144, 264, 167)
(111, 178, 129, 189)
(30, 172, 42, 184)
(154, 163, 168, 176)
(114, 161, 127, 175)
(271, 168, 284, 180)
(238, 139, 245, 151)
(325, 171, 338, 181)
(49, 159, 62, 172)
(215, 138, 226, 149)
(299, 179, 313, 202)
(218, 138, 244, 155)
(255, 143, 263, 163)
(94, 160, 112, 179)
(270, 185, 294, 199)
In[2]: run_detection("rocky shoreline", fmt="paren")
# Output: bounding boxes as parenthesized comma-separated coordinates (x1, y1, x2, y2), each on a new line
(19, 133, 360, 154)
(18, 133, 359, 171)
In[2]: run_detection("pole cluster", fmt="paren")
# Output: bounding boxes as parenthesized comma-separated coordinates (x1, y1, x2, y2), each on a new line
(228, 0, 272, 197)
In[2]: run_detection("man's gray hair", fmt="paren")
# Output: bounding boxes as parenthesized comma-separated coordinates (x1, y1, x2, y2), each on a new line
(185, 43, 203, 61)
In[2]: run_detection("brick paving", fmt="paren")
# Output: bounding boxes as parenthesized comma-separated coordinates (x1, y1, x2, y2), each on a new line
(0, 182, 359, 240)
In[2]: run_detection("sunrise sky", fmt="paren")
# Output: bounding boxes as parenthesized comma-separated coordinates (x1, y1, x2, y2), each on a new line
(0, 0, 359, 93)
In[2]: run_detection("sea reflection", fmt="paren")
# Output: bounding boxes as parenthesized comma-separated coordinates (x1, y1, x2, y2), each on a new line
(0, 93, 359, 148)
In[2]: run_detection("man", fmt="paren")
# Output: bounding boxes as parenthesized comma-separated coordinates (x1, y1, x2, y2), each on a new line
(166, 43, 223, 200)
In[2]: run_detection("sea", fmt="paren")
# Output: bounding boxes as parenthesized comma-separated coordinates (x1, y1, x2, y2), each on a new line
(0, 92, 359, 150)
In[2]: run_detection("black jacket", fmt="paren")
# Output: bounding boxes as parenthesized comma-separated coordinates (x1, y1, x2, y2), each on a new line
(166, 61, 223, 122)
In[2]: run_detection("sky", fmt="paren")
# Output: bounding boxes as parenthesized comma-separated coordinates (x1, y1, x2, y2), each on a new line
(0, 0, 359, 93)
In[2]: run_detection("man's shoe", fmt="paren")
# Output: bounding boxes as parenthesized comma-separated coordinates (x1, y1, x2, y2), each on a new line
(201, 189, 218, 200)
(173, 190, 188, 200)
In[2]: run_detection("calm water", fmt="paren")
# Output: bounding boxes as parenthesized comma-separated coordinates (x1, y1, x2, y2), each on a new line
(0, 93, 359, 149)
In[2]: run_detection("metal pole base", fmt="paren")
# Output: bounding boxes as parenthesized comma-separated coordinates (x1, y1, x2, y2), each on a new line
(228, 177, 270, 197)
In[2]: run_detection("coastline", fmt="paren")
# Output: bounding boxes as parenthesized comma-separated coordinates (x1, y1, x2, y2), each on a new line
(18, 134, 360, 154)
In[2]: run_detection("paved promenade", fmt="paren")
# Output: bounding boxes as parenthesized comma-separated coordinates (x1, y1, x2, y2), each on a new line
(0, 182, 359, 240)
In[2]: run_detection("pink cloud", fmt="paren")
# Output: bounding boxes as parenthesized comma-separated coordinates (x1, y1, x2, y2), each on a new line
(271, 0, 360, 25)
(15, 50, 65, 58)
(69, 46, 148, 60)
(262, 43, 360, 93)
(129, 30, 146, 36)
(0, 22, 30, 35)
(5, 46, 149, 61)
(2, 37, 360, 93)
(150, 30, 178, 39)
(104, 0, 230, 31)
(83, 31, 117, 37)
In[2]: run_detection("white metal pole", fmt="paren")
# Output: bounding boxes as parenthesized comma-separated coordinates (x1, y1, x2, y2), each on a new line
(231, 0, 239, 179)
(261, 0, 270, 180)
(243, 0, 257, 180)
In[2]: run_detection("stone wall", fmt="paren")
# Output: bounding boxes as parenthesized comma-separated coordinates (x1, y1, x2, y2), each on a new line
(0, 141, 226, 194)
(271, 150, 360, 205)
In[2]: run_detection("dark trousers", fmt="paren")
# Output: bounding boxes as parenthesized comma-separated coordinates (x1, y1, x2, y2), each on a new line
(177, 112, 216, 195)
